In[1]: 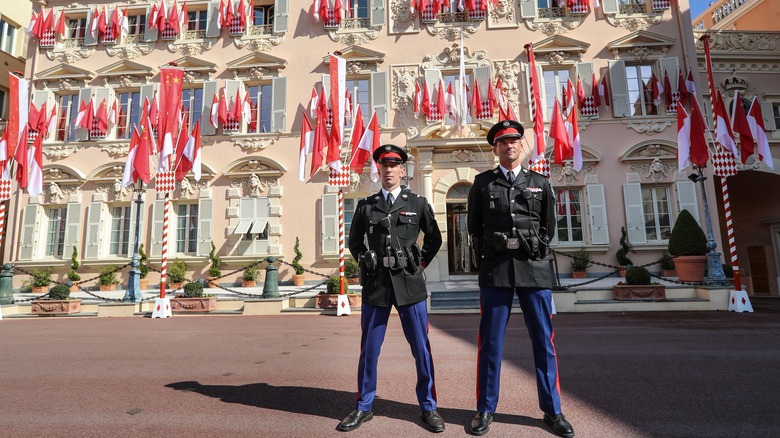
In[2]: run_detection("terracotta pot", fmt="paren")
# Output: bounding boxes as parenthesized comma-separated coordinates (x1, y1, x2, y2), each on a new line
(618, 266, 627, 278)
(292, 274, 305, 286)
(99, 284, 117, 291)
(347, 277, 360, 285)
(613, 284, 666, 301)
(69, 285, 79, 293)
(32, 286, 48, 293)
(169, 282, 184, 290)
(206, 277, 220, 288)
(571, 271, 587, 279)
(139, 278, 149, 290)
(315, 294, 361, 309)
(662, 270, 677, 278)
(674, 256, 707, 282)
(170, 296, 218, 312)
(242, 280, 257, 287)
(31, 299, 82, 315)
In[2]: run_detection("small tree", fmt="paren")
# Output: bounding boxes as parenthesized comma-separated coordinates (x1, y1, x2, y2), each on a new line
(325, 275, 349, 294)
(344, 256, 359, 279)
(660, 250, 675, 271)
(291, 237, 304, 275)
(242, 262, 259, 282)
(168, 259, 188, 284)
(668, 209, 708, 256)
(31, 267, 53, 288)
(207, 241, 221, 278)
(138, 244, 149, 279)
(616, 226, 633, 267)
(625, 265, 652, 286)
(66, 246, 81, 282)
(98, 266, 120, 286)
(48, 284, 71, 300)
(570, 248, 592, 272)
(183, 281, 205, 298)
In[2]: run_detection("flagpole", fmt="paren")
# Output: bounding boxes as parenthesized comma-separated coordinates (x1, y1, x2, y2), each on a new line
(160, 192, 170, 298)
(338, 188, 345, 295)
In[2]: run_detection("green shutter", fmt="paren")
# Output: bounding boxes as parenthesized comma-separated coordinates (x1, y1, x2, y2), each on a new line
(201, 81, 218, 136)
(19, 204, 40, 261)
(519, 0, 538, 18)
(144, 6, 159, 42)
(586, 184, 609, 245)
(274, 0, 289, 33)
(76, 88, 93, 141)
(197, 198, 213, 256)
(150, 200, 165, 257)
(602, 0, 619, 14)
(370, 0, 386, 27)
(83, 10, 98, 46)
(608, 60, 630, 118)
(127, 201, 145, 258)
(371, 71, 388, 127)
(62, 202, 82, 258)
(675, 181, 700, 224)
(84, 202, 104, 259)
(321, 194, 339, 256)
(622, 183, 647, 245)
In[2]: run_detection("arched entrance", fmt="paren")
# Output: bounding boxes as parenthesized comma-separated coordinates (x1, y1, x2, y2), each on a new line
(446, 183, 477, 275)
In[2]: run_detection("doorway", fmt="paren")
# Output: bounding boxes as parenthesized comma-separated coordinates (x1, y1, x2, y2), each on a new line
(446, 183, 477, 275)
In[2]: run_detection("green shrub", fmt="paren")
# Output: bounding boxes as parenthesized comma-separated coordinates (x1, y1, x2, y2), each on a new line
(48, 284, 71, 300)
(183, 281, 204, 298)
(660, 250, 675, 270)
(98, 266, 120, 286)
(207, 241, 221, 278)
(291, 237, 304, 275)
(30, 267, 53, 288)
(616, 226, 633, 266)
(668, 210, 708, 256)
(722, 264, 734, 279)
(325, 275, 349, 294)
(169, 259, 188, 283)
(138, 244, 149, 279)
(570, 248, 592, 272)
(242, 262, 259, 282)
(625, 265, 652, 286)
(67, 247, 81, 282)
(344, 256, 359, 278)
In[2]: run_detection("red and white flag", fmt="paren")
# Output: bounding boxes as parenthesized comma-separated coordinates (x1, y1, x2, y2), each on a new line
(109, 7, 121, 39)
(56, 10, 67, 37)
(689, 97, 711, 168)
(436, 79, 446, 120)
(311, 99, 328, 173)
(563, 79, 574, 116)
(97, 7, 107, 39)
(309, 86, 319, 120)
(47, 102, 58, 134)
(714, 89, 738, 160)
(27, 11, 39, 37)
(209, 92, 219, 127)
(677, 67, 689, 105)
(27, 134, 44, 196)
(169, 0, 181, 34)
(334, 0, 343, 23)
(421, 80, 431, 119)
(494, 76, 505, 112)
(312, 0, 322, 22)
(242, 90, 252, 122)
(576, 75, 585, 111)
(685, 68, 696, 96)
(121, 126, 152, 187)
(664, 69, 673, 108)
(157, 0, 170, 31)
(120, 8, 130, 37)
(599, 75, 610, 108)
(701, 35, 718, 112)
(7, 72, 29, 157)
(216, 0, 225, 29)
(747, 96, 774, 170)
(89, 7, 100, 39)
(344, 89, 353, 125)
(526, 43, 546, 161)
(486, 79, 496, 115)
(108, 98, 117, 128)
(218, 88, 229, 125)
(650, 72, 663, 107)
(14, 127, 29, 188)
(158, 67, 184, 169)
(550, 99, 571, 166)
(731, 90, 754, 164)
(77, 99, 94, 131)
(41, 9, 55, 36)
(677, 100, 692, 171)
(348, 105, 365, 166)
(445, 82, 457, 119)
(349, 110, 381, 181)
(180, 1, 189, 31)
(413, 80, 421, 118)
(95, 98, 109, 134)
(328, 52, 347, 170)
(590, 72, 601, 108)
(150, 3, 160, 29)
(230, 88, 242, 122)
(298, 112, 315, 181)
(565, 99, 582, 171)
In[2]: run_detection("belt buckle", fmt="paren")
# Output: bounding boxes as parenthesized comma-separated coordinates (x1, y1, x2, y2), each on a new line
(506, 238, 520, 250)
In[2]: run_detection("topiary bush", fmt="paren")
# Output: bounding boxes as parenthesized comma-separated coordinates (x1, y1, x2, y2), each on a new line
(625, 265, 652, 286)
(344, 256, 359, 279)
(291, 237, 304, 275)
(48, 284, 71, 300)
(67, 246, 81, 282)
(242, 262, 260, 282)
(616, 226, 633, 267)
(668, 209, 708, 256)
(138, 244, 149, 279)
(660, 250, 675, 270)
(207, 241, 221, 278)
(31, 267, 53, 288)
(325, 275, 349, 294)
(570, 248, 592, 272)
(169, 259, 188, 283)
(183, 281, 204, 298)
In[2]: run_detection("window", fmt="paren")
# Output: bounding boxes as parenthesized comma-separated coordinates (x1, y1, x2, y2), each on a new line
(642, 186, 671, 241)
(117, 91, 142, 139)
(67, 18, 88, 40)
(0, 18, 16, 55)
(235, 198, 270, 255)
(344, 198, 357, 247)
(182, 88, 204, 130)
(187, 10, 209, 33)
(345, 79, 369, 128)
(109, 205, 132, 256)
(626, 64, 657, 116)
(441, 72, 471, 125)
(176, 204, 199, 254)
(127, 14, 146, 36)
(45, 207, 67, 257)
(57, 94, 80, 141)
(253, 5, 275, 25)
(247, 84, 271, 133)
(773, 103, 780, 129)
(542, 69, 570, 119)
(555, 188, 584, 243)
(349, 0, 369, 18)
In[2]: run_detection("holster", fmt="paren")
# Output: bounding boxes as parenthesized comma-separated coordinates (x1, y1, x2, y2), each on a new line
(471, 235, 481, 270)
(404, 244, 422, 275)
(359, 251, 377, 286)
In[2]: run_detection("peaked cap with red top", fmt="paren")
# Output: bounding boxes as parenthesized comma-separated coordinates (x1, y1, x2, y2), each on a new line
(372, 144, 408, 164)
(487, 120, 525, 146)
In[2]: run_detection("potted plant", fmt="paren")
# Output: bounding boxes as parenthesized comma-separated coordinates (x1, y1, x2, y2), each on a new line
(66, 246, 81, 292)
(660, 250, 676, 277)
(242, 262, 259, 287)
(616, 226, 633, 278)
(291, 237, 305, 286)
(316, 275, 361, 308)
(614, 265, 666, 301)
(31, 284, 82, 315)
(29, 267, 53, 293)
(171, 280, 217, 312)
(98, 266, 120, 291)
(570, 248, 591, 279)
(667, 209, 708, 282)
(206, 241, 221, 288)
(138, 244, 150, 290)
(168, 259, 188, 290)
(344, 256, 360, 285)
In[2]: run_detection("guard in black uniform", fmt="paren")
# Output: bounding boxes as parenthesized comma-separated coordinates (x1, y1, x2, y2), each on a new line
(337, 144, 445, 433)
(466, 120, 574, 438)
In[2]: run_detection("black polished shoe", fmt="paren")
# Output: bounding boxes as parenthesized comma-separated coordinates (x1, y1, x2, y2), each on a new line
(543, 412, 574, 438)
(337, 410, 373, 432)
(468, 412, 493, 436)
(421, 410, 445, 433)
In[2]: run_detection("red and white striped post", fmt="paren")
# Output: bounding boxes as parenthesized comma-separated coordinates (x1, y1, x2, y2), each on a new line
(0, 179, 11, 254)
(0, 201, 6, 256)
(338, 188, 345, 295)
(160, 193, 170, 298)
(329, 167, 351, 315)
(152, 171, 176, 318)
(720, 177, 741, 291)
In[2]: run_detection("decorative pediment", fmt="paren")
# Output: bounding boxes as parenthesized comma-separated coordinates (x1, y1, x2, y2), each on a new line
(620, 141, 679, 182)
(223, 157, 286, 178)
(168, 56, 218, 75)
(43, 165, 86, 184)
(422, 44, 489, 70)
(607, 30, 676, 58)
(533, 35, 591, 63)
(35, 64, 94, 89)
(323, 47, 385, 72)
(89, 163, 135, 182)
(620, 141, 678, 162)
(226, 52, 287, 79)
(95, 60, 156, 87)
(547, 145, 603, 185)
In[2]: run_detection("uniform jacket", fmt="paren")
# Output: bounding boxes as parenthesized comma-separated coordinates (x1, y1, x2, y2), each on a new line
(349, 187, 442, 307)
(467, 166, 556, 289)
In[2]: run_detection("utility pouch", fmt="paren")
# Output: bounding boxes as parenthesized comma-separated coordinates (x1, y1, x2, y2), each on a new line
(492, 232, 508, 253)
(517, 235, 535, 259)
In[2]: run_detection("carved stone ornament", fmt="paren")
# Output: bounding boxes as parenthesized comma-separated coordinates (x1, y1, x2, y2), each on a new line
(111, 179, 129, 200)
(552, 161, 584, 184)
(45, 48, 94, 64)
(424, 23, 480, 41)
(239, 173, 279, 197)
(392, 67, 422, 137)
(101, 143, 130, 158)
(450, 149, 477, 163)
(234, 35, 284, 52)
(46, 182, 65, 203)
(628, 158, 674, 183)
(167, 39, 215, 56)
(58, 78, 76, 91)
(423, 44, 489, 70)
(605, 11, 662, 32)
(183, 70, 202, 84)
(626, 46, 654, 61)
(489, 0, 516, 24)
(328, 28, 381, 46)
(624, 119, 672, 135)
(106, 44, 154, 60)
(494, 61, 521, 108)
(695, 31, 780, 52)
(43, 145, 78, 160)
(390, 0, 415, 28)
(235, 136, 278, 153)
(178, 178, 195, 198)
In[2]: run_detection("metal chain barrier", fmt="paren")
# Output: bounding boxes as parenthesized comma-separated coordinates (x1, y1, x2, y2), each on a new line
(13, 263, 132, 303)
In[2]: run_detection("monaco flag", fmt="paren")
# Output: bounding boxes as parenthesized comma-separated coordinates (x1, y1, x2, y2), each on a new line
(677, 100, 692, 171)
(689, 97, 711, 168)
(210, 92, 219, 128)
(27, 134, 44, 196)
(349, 110, 380, 180)
(550, 99, 571, 166)
(175, 119, 202, 182)
(7, 72, 29, 156)
(747, 96, 774, 170)
(298, 111, 314, 181)
(565, 100, 582, 171)
(731, 90, 754, 164)
(714, 89, 738, 161)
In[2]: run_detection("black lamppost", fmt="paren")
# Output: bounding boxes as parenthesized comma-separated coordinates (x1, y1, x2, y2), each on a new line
(123, 178, 145, 302)
(688, 168, 727, 285)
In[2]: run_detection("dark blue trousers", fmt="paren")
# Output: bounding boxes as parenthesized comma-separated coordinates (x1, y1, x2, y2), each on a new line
(355, 292, 437, 412)
(476, 286, 562, 415)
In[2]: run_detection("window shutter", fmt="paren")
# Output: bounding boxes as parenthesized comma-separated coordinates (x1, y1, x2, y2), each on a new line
(200, 81, 218, 136)
(63, 202, 82, 257)
(76, 88, 93, 141)
(519, 0, 538, 18)
(224, 79, 242, 132)
(273, 0, 289, 32)
(622, 183, 647, 244)
(84, 202, 104, 259)
(586, 184, 610, 245)
(144, 6, 159, 41)
(369, 0, 386, 27)
(608, 60, 630, 118)
(32, 90, 55, 141)
(659, 57, 679, 114)
(602, 0, 619, 14)
(150, 200, 165, 257)
(140, 84, 156, 113)
(197, 198, 213, 256)
(271, 76, 287, 132)
(237, 198, 254, 256)
(576, 62, 594, 93)
(371, 71, 388, 127)
(18, 204, 40, 261)
(675, 181, 700, 224)
(93, 86, 112, 137)
(320, 74, 330, 97)
(83, 10, 98, 46)
(127, 202, 145, 258)
(474, 66, 491, 119)
(321, 193, 339, 256)
(760, 101, 777, 131)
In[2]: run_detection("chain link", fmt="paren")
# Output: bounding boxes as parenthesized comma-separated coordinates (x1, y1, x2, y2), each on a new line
(13, 263, 132, 303)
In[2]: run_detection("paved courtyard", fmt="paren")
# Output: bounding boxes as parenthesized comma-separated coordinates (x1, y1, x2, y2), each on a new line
(2, 299, 779, 437)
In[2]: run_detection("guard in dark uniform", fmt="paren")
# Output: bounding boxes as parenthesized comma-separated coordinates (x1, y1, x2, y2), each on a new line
(337, 144, 445, 433)
(466, 121, 574, 438)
